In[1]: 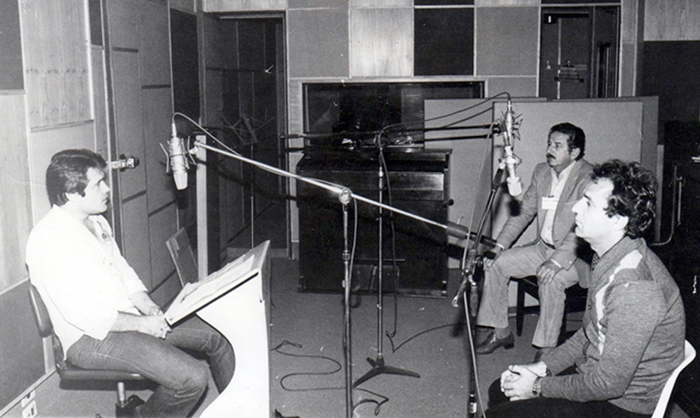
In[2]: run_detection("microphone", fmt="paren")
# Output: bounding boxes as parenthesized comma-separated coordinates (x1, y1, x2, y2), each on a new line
(168, 122, 189, 190)
(501, 99, 522, 196)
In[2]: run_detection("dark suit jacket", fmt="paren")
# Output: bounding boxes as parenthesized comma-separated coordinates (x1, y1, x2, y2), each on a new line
(496, 159, 593, 279)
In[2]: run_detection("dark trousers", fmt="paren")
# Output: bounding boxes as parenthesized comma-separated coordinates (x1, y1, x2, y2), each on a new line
(485, 377, 651, 418)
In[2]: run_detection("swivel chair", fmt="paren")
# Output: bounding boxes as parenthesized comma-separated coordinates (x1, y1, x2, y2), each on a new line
(28, 283, 147, 417)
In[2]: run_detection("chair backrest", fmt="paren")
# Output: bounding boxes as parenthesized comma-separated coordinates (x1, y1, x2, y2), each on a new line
(28, 283, 70, 374)
(166, 227, 199, 286)
(28, 283, 53, 337)
(651, 340, 696, 418)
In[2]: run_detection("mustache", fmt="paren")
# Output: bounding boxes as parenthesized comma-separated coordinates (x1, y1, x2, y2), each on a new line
(546, 153, 555, 159)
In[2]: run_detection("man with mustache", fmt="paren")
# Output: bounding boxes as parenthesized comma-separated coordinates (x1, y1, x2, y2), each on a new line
(475, 123, 592, 359)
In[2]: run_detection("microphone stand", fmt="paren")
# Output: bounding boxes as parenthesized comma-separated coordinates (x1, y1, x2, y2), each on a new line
(353, 135, 420, 388)
(190, 139, 496, 418)
(451, 167, 505, 418)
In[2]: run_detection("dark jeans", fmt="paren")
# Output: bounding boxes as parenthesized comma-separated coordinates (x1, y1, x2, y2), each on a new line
(67, 316, 235, 417)
(486, 377, 651, 418)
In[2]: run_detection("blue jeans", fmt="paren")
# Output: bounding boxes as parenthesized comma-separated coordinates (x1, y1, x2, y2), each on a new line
(476, 241, 580, 348)
(67, 316, 235, 417)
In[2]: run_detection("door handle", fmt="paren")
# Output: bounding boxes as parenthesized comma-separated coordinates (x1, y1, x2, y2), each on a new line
(110, 154, 140, 171)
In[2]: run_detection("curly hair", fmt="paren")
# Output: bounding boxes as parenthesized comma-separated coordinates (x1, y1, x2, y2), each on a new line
(591, 159, 657, 239)
(46, 149, 107, 207)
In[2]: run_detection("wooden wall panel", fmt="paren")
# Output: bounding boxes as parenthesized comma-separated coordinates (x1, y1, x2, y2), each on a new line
(476, 7, 539, 76)
(27, 123, 96, 225)
(350, 8, 413, 77)
(140, 0, 172, 86)
(288, 8, 349, 77)
(0, 95, 31, 290)
(644, 0, 700, 41)
(350, 0, 411, 7)
(21, 0, 90, 128)
(204, 0, 287, 12)
(112, 51, 147, 198)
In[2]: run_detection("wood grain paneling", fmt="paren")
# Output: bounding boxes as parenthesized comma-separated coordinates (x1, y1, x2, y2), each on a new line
(476, 7, 539, 76)
(350, 8, 413, 77)
(21, 0, 90, 128)
(204, 0, 287, 12)
(645, 0, 700, 41)
(27, 123, 96, 225)
(0, 94, 31, 290)
(350, 0, 411, 7)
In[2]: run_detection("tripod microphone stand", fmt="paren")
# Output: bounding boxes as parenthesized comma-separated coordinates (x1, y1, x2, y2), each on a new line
(452, 167, 505, 418)
(182, 125, 496, 417)
(354, 138, 420, 388)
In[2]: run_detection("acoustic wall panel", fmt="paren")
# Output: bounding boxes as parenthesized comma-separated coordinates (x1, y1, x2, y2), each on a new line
(288, 8, 349, 77)
(476, 7, 539, 76)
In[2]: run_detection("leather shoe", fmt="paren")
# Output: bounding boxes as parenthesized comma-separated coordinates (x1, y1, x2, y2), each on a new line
(475, 331, 514, 354)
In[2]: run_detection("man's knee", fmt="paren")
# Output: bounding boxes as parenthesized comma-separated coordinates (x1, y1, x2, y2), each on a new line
(172, 361, 209, 398)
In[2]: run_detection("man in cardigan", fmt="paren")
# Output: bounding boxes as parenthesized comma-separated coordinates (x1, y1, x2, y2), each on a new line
(489, 159, 685, 418)
(476, 123, 593, 356)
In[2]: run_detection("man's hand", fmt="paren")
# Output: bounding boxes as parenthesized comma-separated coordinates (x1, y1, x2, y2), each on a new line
(500, 364, 540, 401)
(536, 260, 562, 286)
(484, 246, 503, 270)
(140, 314, 171, 339)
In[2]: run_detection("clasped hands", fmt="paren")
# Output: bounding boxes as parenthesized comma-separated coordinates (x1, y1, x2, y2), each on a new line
(500, 361, 548, 401)
(143, 306, 171, 339)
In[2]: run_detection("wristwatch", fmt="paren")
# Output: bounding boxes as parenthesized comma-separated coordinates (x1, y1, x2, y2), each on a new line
(532, 376, 543, 397)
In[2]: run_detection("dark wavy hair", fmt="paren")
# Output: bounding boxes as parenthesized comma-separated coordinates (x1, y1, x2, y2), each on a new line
(550, 122, 586, 160)
(46, 149, 107, 207)
(591, 159, 657, 239)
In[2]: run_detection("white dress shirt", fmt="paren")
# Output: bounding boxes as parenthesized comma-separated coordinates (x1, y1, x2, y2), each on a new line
(26, 205, 146, 355)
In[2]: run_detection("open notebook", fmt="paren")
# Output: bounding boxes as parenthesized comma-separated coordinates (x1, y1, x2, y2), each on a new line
(165, 240, 270, 325)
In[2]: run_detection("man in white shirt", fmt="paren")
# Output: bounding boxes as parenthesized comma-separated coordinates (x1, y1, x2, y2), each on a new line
(475, 123, 592, 358)
(26, 149, 234, 417)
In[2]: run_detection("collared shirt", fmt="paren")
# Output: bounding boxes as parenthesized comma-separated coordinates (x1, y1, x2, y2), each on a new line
(26, 205, 147, 355)
(540, 161, 576, 245)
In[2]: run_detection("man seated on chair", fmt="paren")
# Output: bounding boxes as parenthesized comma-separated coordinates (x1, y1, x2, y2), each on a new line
(488, 160, 685, 418)
(26, 149, 235, 417)
(476, 122, 593, 357)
